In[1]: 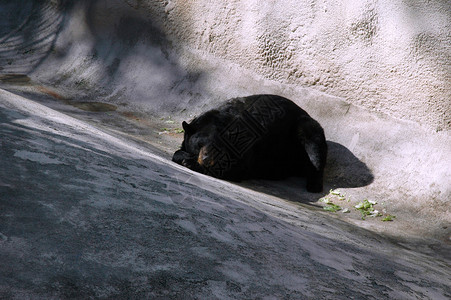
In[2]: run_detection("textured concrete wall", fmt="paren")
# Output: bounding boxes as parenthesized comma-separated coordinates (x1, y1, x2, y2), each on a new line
(14, 0, 448, 131)
(160, 0, 450, 131)
(1, 0, 449, 130)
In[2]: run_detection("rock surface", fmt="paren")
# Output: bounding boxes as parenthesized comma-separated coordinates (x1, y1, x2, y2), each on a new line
(1, 88, 450, 299)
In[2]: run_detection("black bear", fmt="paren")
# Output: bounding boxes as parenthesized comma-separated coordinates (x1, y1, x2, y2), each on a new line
(172, 94, 327, 192)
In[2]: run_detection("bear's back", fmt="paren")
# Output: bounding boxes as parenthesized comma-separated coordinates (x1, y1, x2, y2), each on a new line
(209, 95, 311, 179)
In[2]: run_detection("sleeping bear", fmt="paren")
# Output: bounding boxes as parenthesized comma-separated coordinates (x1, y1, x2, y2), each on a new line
(172, 94, 327, 192)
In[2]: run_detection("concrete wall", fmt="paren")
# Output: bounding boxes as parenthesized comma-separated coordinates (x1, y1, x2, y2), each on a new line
(160, 0, 450, 131)
(5, 0, 449, 131)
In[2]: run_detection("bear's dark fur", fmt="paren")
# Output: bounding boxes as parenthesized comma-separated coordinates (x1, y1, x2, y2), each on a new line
(172, 94, 327, 192)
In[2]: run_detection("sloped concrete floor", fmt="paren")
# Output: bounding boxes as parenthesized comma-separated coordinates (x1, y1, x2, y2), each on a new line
(1, 0, 450, 298)
(1, 87, 450, 299)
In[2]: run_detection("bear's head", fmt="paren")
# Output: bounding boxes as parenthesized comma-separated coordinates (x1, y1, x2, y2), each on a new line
(180, 110, 220, 156)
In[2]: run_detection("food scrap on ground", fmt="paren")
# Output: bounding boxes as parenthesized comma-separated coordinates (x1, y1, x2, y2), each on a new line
(320, 190, 395, 221)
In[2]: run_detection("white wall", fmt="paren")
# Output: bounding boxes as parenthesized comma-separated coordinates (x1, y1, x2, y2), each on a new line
(24, 0, 450, 131)
(160, 0, 450, 131)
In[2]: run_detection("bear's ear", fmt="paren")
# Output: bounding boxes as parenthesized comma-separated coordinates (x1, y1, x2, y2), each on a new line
(182, 121, 193, 135)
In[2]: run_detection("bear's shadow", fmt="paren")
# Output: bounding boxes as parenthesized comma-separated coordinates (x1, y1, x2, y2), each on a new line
(236, 141, 374, 203)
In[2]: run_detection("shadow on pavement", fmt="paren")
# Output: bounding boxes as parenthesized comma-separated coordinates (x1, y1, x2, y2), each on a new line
(237, 141, 374, 203)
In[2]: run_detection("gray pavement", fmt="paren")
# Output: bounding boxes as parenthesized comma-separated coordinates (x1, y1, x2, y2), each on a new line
(1, 85, 450, 299)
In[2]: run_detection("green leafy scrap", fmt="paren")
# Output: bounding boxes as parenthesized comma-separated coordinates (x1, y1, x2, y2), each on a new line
(330, 189, 341, 196)
(323, 203, 342, 212)
(320, 192, 395, 221)
(354, 199, 382, 220)
(320, 197, 342, 212)
(329, 189, 350, 202)
(319, 197, 331, 204)
(382, 215, 396, 222)
(159, 128, 184, 134)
